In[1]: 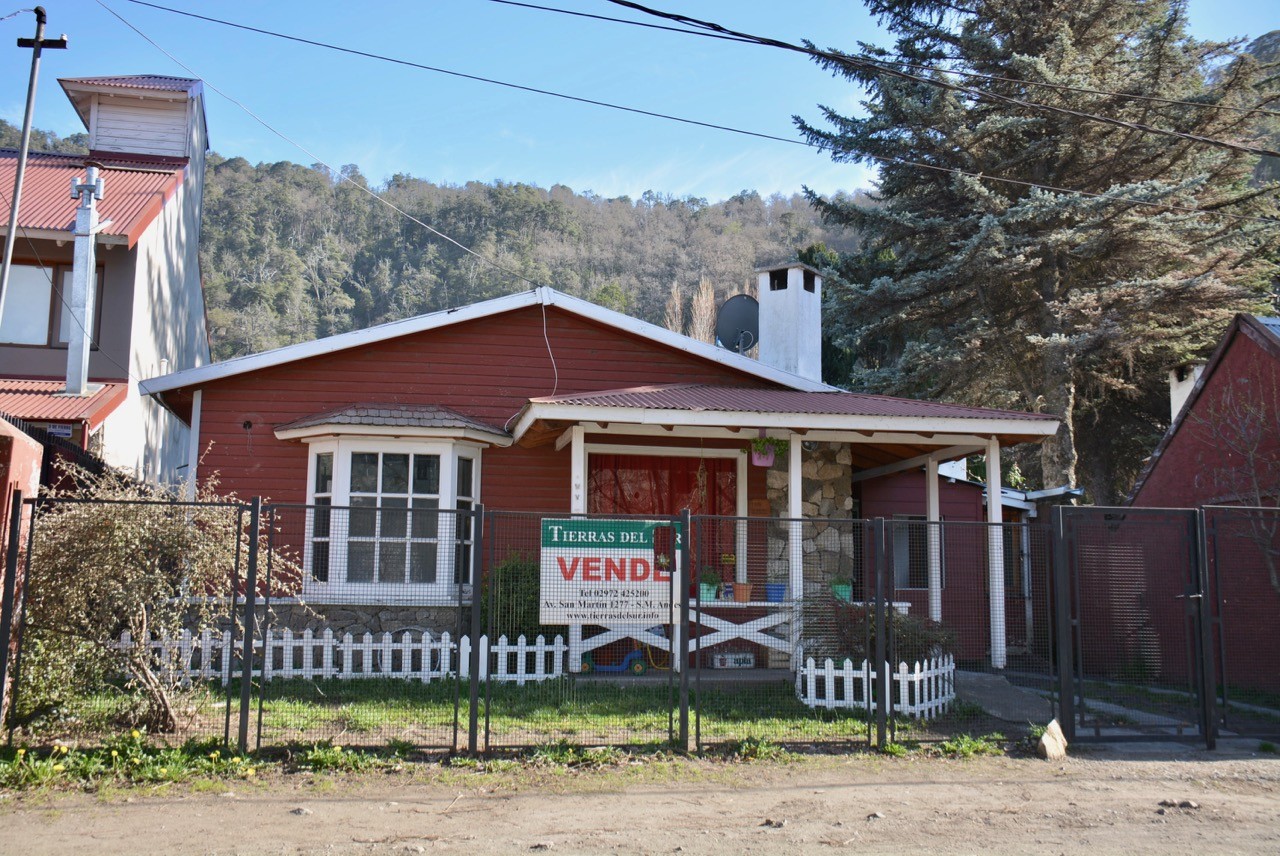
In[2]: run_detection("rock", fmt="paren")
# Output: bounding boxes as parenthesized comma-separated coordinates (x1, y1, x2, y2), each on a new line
(403, 847, 425, 854)
(762, 818, 786, 828)
(1036, 719, 1068, 761)
(290, 807, 313, 816)
(530, 844, 554, 851)
(867, 811, 885, 820)
(1157, 808, 1167, 816)
(1179, 800, 1200, 810)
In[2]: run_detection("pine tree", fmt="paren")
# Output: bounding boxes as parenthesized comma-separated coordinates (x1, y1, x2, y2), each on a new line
(799, 0, 1280, 501)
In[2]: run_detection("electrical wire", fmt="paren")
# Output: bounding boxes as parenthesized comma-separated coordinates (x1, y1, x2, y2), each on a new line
(492, 0, 1280, 120)
(105, 0, 1279, 226)
(0, 8, 34, 23)
(96, 0, 549, 293)
(604, 0, 1280, 159)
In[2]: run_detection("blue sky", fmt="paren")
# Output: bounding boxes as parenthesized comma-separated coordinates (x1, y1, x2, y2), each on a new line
(2, 1, 1275, 202)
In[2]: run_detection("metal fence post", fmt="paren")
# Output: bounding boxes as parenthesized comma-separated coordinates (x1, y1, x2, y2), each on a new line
(468, 504, 484, 756)
(1050, 505, 1076, 742)
(678, 508, 691, 752)
(1193, 509, 1218, 750)
(873, 517, 888, 750)
(0, 491, 23, 729)
(237, 496, 261, 755)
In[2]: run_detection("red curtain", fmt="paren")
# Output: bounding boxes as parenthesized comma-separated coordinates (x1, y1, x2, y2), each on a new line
(588, 454, 736, 516)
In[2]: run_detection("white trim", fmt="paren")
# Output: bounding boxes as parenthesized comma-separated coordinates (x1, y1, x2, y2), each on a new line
(0, 226, 128, 246)
(985, 437, 1006, 670)
(140, 287, 834, 397)
(182, 389, 202, 501)
(512, 402, 1058, 445)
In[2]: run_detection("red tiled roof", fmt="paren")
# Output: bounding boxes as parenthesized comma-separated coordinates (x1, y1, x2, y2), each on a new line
(59, 75, 200, 93)
(0, 379, 128, 428)
(0, 150, 184, 248)
(529, 383, 1058, 422)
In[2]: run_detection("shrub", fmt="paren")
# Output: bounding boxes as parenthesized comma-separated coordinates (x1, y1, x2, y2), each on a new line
(803, 596, 955, 665)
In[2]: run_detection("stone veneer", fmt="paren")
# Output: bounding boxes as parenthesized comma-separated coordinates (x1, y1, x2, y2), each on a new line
(764, 441, 859, 591)
(267, 603, 466, 638)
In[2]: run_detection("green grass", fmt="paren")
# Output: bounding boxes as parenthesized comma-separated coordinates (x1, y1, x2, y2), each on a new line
(935, 733, 1006, 758)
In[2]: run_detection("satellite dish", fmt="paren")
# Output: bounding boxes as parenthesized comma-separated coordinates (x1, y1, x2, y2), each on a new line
(715, 294, 759, 355)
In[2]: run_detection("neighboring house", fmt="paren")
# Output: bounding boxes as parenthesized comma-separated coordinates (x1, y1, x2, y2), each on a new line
(0, 75, 210, 484)
(142, 265, 1059, 668)
(1130, 314, 1280, 508)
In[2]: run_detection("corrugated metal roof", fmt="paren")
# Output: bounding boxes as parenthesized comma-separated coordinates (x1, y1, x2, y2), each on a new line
(277, 403, 509, 437)
(59, 75, 199, 93)
(530, 383, 1058, 422)
(0, 379, 127, 427)
(0, 150, 183, 248)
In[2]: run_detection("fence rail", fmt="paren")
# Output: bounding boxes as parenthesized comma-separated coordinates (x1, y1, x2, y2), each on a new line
(795, 655, 956, 718)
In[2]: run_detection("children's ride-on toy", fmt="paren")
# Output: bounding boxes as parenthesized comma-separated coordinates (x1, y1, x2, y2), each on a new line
(580, 648, 648, 674)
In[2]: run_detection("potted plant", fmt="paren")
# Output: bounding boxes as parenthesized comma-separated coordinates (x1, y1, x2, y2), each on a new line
(763, 578, 787, 602)
(829, 572, 853, 603)
(749, 435, 789, 467)
(733, 581, 754, 602)
(698, 569, 721, 602)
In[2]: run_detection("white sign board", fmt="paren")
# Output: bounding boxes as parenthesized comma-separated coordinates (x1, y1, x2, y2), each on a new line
(539, 518, 682, 625)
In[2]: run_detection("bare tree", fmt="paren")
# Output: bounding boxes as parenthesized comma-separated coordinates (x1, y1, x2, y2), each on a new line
(687, 278, 716, 345)
(662, 280, 683, 335)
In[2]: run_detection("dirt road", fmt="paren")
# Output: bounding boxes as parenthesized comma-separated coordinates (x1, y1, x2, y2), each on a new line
(2, 742, 1277, 855)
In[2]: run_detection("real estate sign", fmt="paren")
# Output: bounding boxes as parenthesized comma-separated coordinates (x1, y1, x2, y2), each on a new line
(539, 518, 682, 624)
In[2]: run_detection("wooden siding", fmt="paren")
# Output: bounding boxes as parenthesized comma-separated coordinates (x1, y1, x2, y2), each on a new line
(194, 305, 780, 510)
(92, 97, 188, 158)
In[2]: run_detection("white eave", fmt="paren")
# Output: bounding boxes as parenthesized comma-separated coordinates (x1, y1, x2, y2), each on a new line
(274, 422, 513, 447)
(140, 287, 836, 397)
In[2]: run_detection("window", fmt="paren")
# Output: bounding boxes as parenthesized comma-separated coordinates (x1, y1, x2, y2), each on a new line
(302, 439, 481, 599)
(0, 263, 103, 347)
(803, 269, 816, 293)
(768, 269, 787, 291)
(892, 516, 943, 590)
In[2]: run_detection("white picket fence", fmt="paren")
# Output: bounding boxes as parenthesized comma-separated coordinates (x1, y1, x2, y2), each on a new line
(115, 629, 568, 686)
(795, 654, 955, 718)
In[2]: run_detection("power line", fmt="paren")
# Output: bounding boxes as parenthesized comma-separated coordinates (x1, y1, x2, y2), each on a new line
(106, 0, 1278, 226)
(97, 0, 551, 292)
(603, 0, 1280, 159)
(493, 0, 1280, 120)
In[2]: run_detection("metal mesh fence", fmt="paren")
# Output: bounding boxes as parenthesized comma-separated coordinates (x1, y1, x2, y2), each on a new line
(8, 497, 246, 746)
(253, 503, 469, 752)
(1205, 506, 1280, 739)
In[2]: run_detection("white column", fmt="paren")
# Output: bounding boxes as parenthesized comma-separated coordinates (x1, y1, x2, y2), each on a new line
(787, 435, 803, 665)
(925, 457, 942, 623)
(985, 436, 1007, 669)
(568, 426, 586, 671)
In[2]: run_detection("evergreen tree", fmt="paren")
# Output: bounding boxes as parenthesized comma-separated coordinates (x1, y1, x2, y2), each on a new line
(799, 0, 1280, 501)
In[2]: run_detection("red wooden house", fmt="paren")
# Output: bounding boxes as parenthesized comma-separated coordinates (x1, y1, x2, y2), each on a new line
(142, 266, 1058, 668)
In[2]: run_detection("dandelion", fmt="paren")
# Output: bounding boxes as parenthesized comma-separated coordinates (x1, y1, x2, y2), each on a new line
(16, 748, 25, 757)
(130, 730, 141, 740)
(111, 750, 119, 758)
(158, 767, 167, 776)
(208, 751, 220, 760)
(59, 745, 69, 755)
(245, 767, 256, 777)
(333, 745, 343, 753)
(231, 757, 243, 765)
(53, 764, 65, 773)
(131, 757, 141, 766)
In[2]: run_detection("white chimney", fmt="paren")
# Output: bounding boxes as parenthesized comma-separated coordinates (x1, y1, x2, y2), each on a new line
(757, 263, 822, 382)
(64, 165, 103, 397)
(1168, 363, 1204, 421)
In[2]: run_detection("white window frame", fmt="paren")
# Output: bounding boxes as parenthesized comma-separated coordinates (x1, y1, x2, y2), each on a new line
(301, 436, 482, 604)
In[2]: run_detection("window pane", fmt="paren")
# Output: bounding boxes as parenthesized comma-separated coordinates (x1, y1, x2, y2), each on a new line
(347, 542, 374, 583)
(455, 500, 473, 542)
(455, 541, 471, 584)
(312, 497, 331, 538)
(410, 542, 438, 583)
(349, 496, 377, 537)
(0, 264, 52, 345)
(380, 497, 408, 538)
(411, 497, 439, 539)
(314, 453, 333, 495)
(351, 453, 379, 493)
(378, 541, 406, 583)
(456, 458, 474, 498)
(311, 541, 329, 583)
(413, 455, 440, 495)
(382, 454, 409, 494)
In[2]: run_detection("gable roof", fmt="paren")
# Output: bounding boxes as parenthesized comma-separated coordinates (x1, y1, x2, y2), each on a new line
(274, 402, 511, 445)
(140, 288, 836, 399)
(0, 150, 185, 248)
(1128, 313, 1280, 503)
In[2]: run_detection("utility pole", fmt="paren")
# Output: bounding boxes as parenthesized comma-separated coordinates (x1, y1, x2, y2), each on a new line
(0, 7, 68, 333)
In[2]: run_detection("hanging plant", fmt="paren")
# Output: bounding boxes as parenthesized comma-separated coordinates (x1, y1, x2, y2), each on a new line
(749, 436, 789, 466)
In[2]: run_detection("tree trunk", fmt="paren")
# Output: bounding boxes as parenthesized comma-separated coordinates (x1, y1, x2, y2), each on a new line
(1038, 348, 1078, 490)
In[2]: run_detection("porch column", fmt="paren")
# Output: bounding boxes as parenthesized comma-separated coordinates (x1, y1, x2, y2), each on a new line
(925, 457, 942, 623)
(788, 435, 803, 663)
(985, 436, 1007, 669)
(568, 426, 586, 671)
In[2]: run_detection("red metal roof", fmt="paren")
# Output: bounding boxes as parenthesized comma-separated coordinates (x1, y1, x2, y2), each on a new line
(59, 75, 200, 93)
(529, 383, 1058, 422)
(0, 379, 128, 428)
(0, 150, 184, 248)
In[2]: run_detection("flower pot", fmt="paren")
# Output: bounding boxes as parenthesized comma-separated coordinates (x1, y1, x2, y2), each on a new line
(831, 582, 853, 603)
(764, 582, 787, 602)
(750, 448, 775, 467)
(733, 582, 753, 602)
(699, 583, 718, 602)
